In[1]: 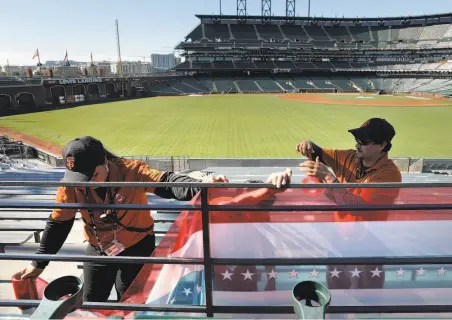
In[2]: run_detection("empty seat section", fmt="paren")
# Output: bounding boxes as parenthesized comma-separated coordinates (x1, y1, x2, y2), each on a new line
(235, 78, 260, 92)
(254, 61, 276, 69)
(304, 26, 330, 41)
(332, 61, 352, 69)
(173, 61, 190, 70)
(419, 24, 449, 40)
(323, 26, 352, 42)
(441, 25, 452, 39)
(349, 26, 371, 42)
(274, 77, 296, 91)
(170, 81, 202, 94)
(291, 76, 314, 89)
(329, 77, 354, 90)
(350, 62, 369, 69)
(213, 61, 235, 69)
(192, 62, 213, 69)
(257, 25, 283, 40)
(181, 78, 209, 93)
(231, 24, 258, 40)
(281, 25, 309, 41)
(186, 25, 203, 41)
(152, 82, 180, 94)
(308, 77, 336, 89)
(205, 24, 231, 41)
(234, 61, 256, 69)
(214, 79, 237, 93)
(349, 78, 373, 90)
(312, 61, 334, 69)
(197, 78, 215, 92)
(275, 61, 296, 68)
(294, 62, 316, 69)
(254, 77, 281, 92)
(397, 26, 424, 41)
(376, 28, 390, 42)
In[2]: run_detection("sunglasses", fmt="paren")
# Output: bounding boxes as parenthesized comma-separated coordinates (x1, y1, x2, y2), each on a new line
(355, 139, 375, 146)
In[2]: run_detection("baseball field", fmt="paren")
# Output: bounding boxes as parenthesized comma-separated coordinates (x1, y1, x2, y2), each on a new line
(1, 93, 452, 158)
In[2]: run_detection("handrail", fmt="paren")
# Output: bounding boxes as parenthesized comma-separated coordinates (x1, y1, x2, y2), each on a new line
(0, 253, 451, 265)
(0, 300, 451, 314)
(1, 180, 452, 188)
(1, 181, 452, 317)
(1, 201, 452, 212)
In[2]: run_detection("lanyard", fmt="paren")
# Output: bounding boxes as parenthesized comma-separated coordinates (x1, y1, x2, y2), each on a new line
(84, 188, 117, 250)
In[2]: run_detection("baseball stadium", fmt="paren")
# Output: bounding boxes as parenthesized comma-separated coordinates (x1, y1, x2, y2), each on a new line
(1, 1, 452, 319)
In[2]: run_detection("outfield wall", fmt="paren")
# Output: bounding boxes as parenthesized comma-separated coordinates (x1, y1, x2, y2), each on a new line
(6, 143, 452, 174)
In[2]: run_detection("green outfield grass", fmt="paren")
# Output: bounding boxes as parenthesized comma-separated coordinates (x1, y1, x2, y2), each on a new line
(2, 94, 452, 158)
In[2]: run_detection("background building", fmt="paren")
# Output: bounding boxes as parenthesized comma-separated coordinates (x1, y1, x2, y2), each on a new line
(151, 53, 181, 72)
(110, 61, 153, 75)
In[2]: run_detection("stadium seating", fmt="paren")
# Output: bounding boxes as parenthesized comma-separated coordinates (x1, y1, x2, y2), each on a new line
(273, 76, 297, 92)
(181, 78, 210, 93)
(291, 76, 316, 89)
(254, 77, 282, 92)
(160, 14, 452, 98)
(214, 78, 238, 93)
(205, 24, 231, 41)
(234, 77, 261, 93)
(256, 24, 283, 40)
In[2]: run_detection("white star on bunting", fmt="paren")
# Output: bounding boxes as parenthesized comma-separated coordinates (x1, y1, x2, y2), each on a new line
(310, 269, 319, 278)
(329, 268, 342, 278)
(170, 297, 176, 304)
(416, 268, 425, 276)
(396, 268, 405, 277)
(221, 269, 234, 280)
(241, 269, 255, 280)
(349, 267, 362, 278)
(267, 269, 278, 279)
(437, 267, 446, 276)
(289, 269, 298, 278)
(196, 285, 202, 293)
(370, 267, 383, 278)
(183, 288, 192, 296)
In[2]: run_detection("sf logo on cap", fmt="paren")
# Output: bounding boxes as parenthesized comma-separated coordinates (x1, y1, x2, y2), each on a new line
(66, 157, 75, 170)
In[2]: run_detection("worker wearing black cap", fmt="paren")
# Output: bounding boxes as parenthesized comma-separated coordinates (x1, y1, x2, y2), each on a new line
(297, 118, 401, 187)
(19, 136, 230, 303)
(296, 118, 402, 290)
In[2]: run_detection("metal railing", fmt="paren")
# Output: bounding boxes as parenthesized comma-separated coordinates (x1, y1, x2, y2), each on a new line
(1, 180, 452, 317)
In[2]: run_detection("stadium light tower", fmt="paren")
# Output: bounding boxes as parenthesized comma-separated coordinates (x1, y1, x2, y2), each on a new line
(237, 0, 246, 22)
(286, 0, 296, 21)
(262, 0, 272, 22)
(115, 19, 123, 77)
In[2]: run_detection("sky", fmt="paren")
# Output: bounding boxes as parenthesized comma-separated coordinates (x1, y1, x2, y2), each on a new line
(2, 0, 452, 65)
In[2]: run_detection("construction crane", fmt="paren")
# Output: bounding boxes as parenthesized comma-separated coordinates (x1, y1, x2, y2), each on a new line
(115, 19, 124, 77)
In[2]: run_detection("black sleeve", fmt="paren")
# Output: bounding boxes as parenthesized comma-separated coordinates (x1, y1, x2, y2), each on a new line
(309, 142, 326, 164)
(153, 172, 203, 201)
(31, 216, 75, 269)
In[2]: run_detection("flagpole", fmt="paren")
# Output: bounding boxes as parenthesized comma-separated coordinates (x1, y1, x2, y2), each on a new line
(37, 49, 41, 66)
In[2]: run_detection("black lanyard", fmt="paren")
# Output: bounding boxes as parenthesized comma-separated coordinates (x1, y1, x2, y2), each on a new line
(84, 188, 117, 250)
(83, 188, 154, 248)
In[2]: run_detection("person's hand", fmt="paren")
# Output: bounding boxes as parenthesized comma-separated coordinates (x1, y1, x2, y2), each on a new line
(20, 265, 44, 280)
(296, 140, 315, 157)
(299, 157, 334, 182)
(267, 168, 292, 188)
(208, 175, 229, 183)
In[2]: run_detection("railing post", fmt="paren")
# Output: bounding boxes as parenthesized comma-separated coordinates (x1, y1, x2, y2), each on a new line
(201, 187, 214, 317)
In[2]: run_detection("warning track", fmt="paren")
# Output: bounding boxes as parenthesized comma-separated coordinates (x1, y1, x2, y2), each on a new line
(278, 93, 449, 107)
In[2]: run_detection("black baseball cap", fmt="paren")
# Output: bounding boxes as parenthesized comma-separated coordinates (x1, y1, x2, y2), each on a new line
(62, 136, 106, 182)
(348, 118, 396, 144)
